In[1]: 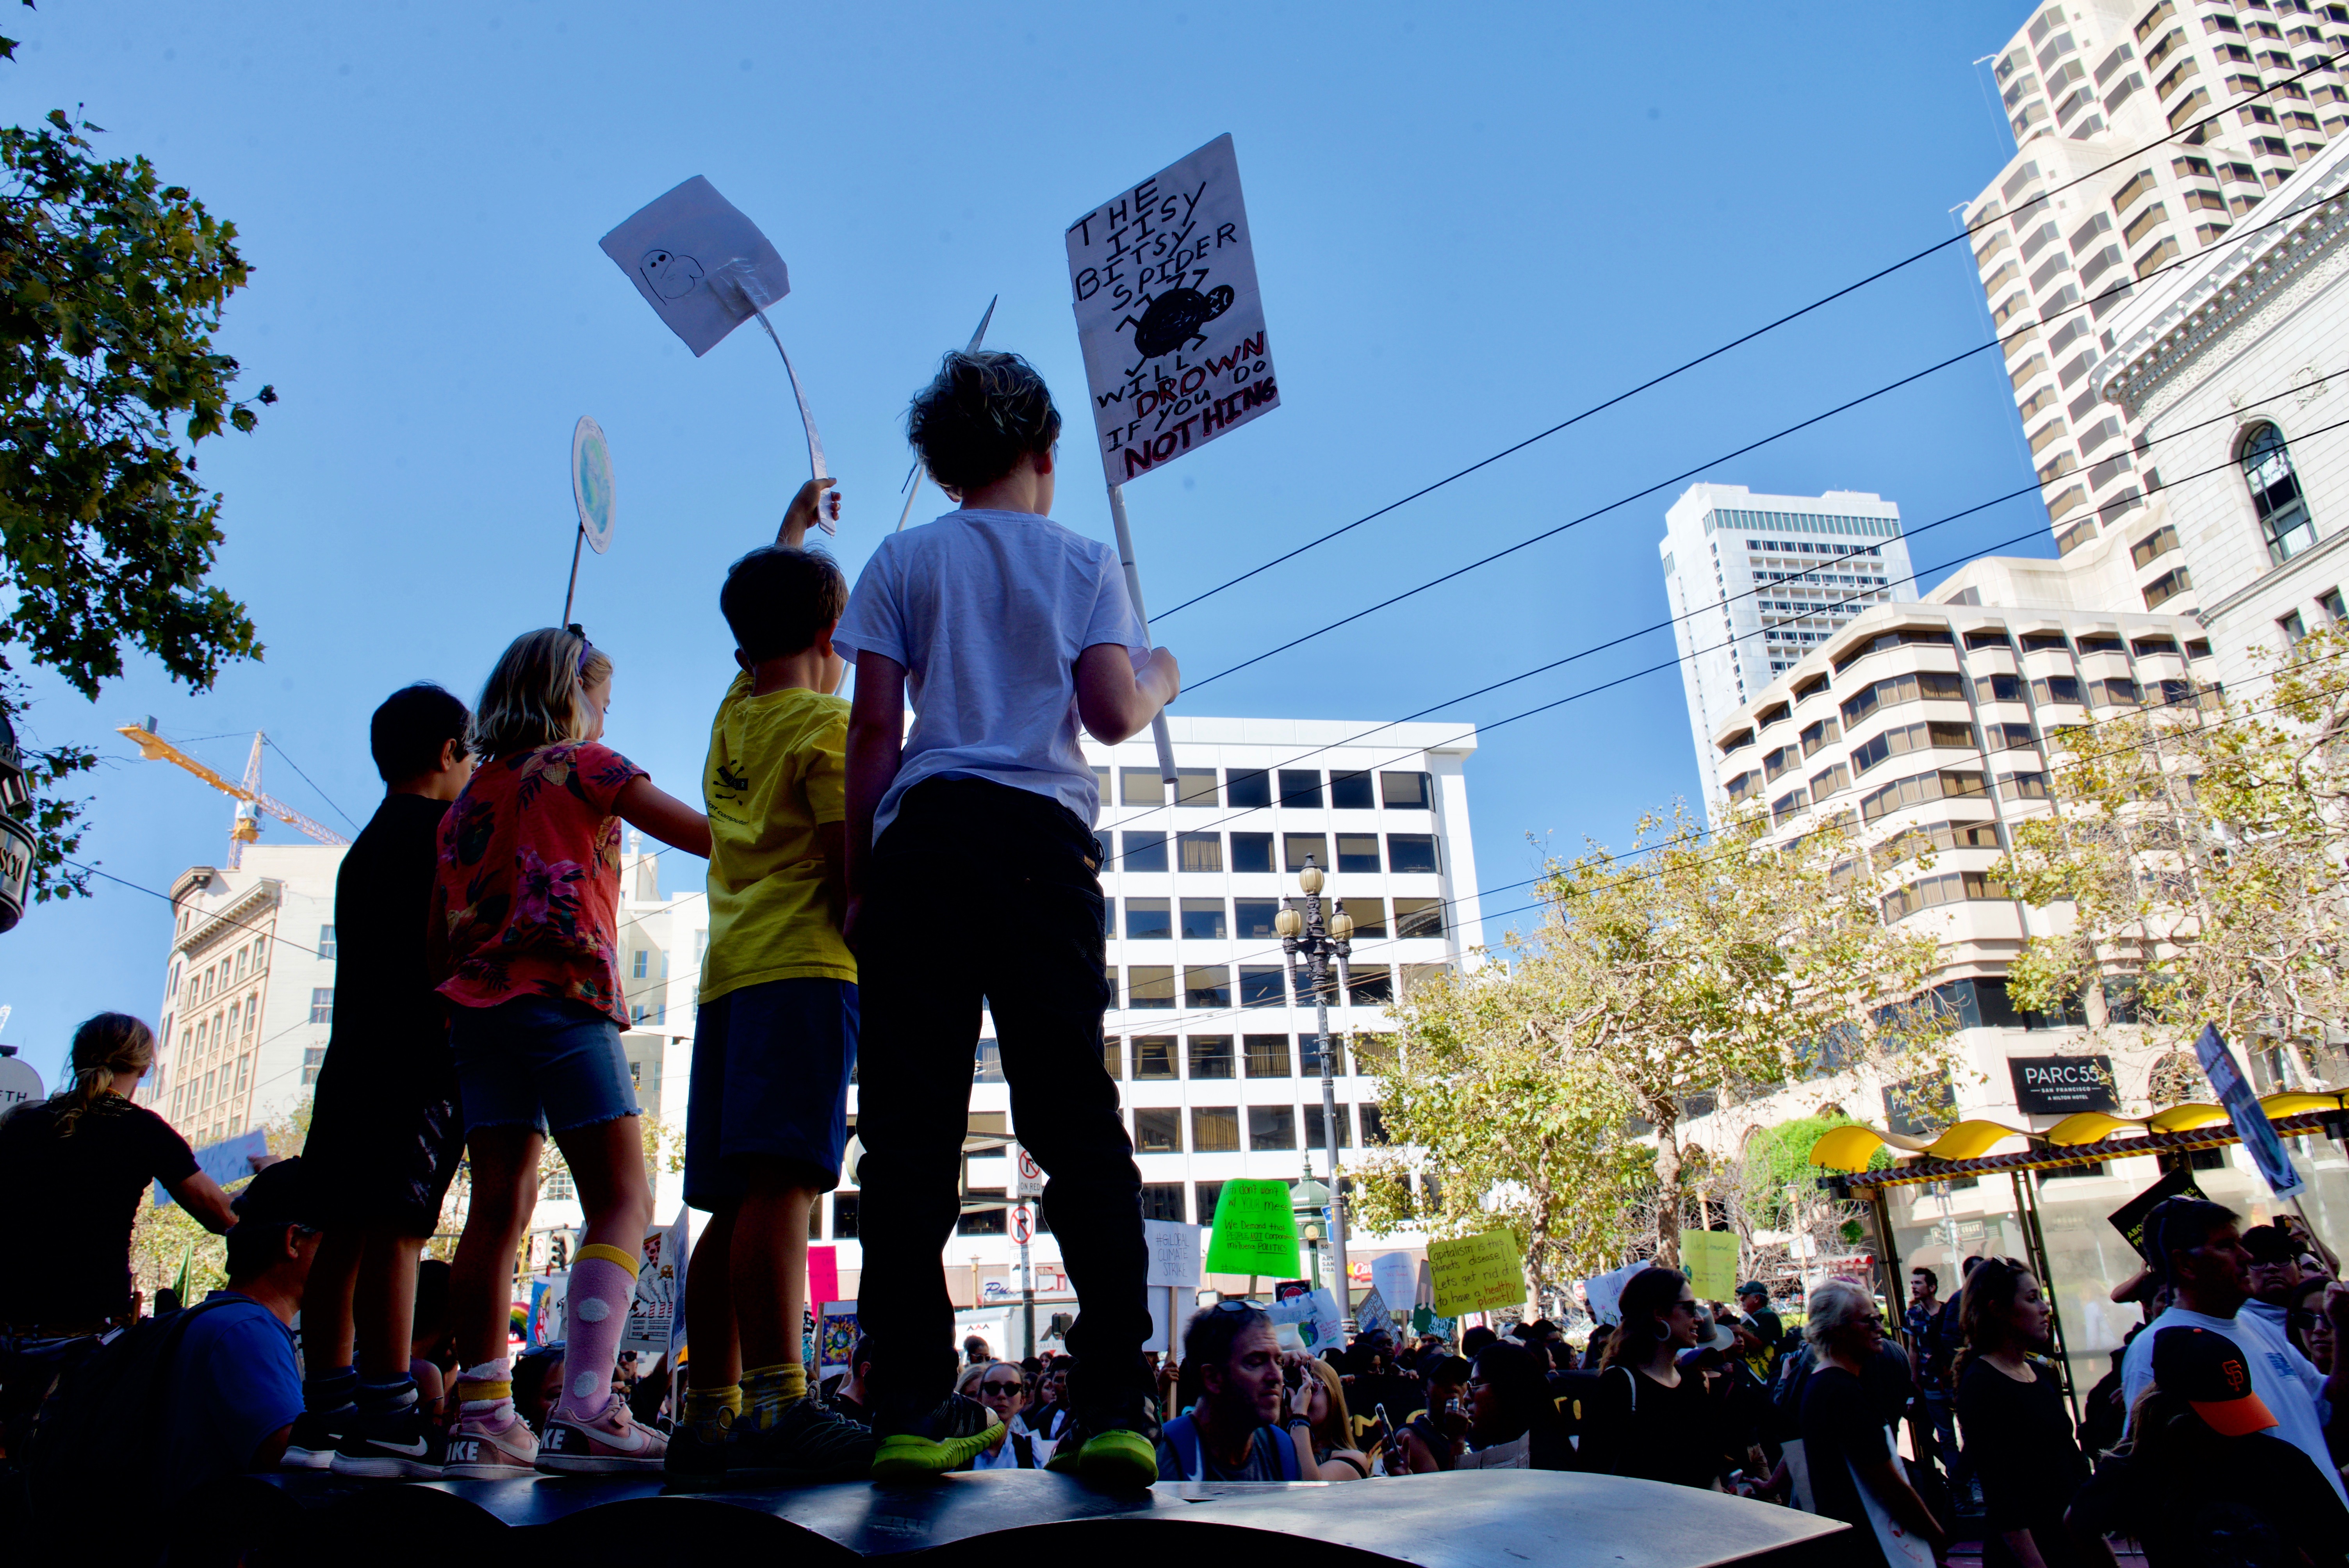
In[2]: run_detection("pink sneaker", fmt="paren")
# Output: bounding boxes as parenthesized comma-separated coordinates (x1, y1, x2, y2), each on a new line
(537, 1396, 669, 1474)
(444, 1409, 540, 1480)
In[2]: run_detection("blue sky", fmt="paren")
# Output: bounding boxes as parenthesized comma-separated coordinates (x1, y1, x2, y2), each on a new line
(2, 2, 2049, 1085)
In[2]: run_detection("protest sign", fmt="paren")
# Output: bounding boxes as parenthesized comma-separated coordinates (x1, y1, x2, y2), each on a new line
(571, 417, 615, 556)
(529, 1273, 568, 1347)
(1583, 1261, 1645, 1326)
(1269, 1286, 1346, 1352)
(2194, 1023, 2306, 1199)
(624, 1208, 689, 1356)
(1371, 1252, 1415, 1319)
(1204, 1179, 1301, 1278)
(807, 1244, 840, 1308)
(154, 1127, 269, 1210)
(600, 176, 790, 357)
(819, 1301, 859, 1371)
(1356, 1285, 1393, 1332)
(2108, 1167, 2208, 1263)
(1066, 134, 1278, 486)
(1144, 1218, 1203, 1289)
(1684, 1230, 1739, 1301)
(1429, 1231, 1525, 1317)
(0, 1049, 40, 1117)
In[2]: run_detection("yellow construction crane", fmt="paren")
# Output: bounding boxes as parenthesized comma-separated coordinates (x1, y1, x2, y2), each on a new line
(118, 719, 350, 869)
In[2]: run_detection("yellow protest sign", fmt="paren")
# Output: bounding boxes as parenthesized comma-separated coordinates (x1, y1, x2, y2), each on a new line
(1427, 1230, 1524, 1316)
(1684, 1229, 1739, 1301)
(1203, 1179, 1301, 1278)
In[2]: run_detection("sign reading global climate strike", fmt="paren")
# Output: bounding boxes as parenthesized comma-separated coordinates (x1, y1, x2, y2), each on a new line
(1066, 134, 1280, 486)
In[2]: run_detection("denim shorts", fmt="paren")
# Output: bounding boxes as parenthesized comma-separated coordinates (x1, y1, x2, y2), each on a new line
(685, 978, 859, 1210)
(449, 994, 638, 1135)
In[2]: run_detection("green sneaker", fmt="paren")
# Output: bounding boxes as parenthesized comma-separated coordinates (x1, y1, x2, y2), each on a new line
(870, 1394, 1004, 1481)
(1073, 1427, 1158, 1488)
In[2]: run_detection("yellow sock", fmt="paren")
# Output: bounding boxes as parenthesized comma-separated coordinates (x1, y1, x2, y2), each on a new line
(745, 1362, 807, 1429)
(685, 1384, 742, 1429)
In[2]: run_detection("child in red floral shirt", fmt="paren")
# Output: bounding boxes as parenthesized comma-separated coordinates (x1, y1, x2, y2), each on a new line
(429, 627, 709, 1480)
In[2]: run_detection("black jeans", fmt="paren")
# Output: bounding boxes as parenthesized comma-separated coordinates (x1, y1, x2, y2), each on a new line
(855, 777, 1152, 1432)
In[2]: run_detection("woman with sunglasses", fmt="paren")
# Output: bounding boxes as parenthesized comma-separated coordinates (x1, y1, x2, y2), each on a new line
(1583, 1265, 1740, 1489)
(962, 1362, 1055, 1470)
(1800, 1278, 1945, 1568)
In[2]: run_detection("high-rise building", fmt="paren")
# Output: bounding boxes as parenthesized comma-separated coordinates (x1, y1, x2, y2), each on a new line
(1661, 483, 1915, 811)
(1964, 0, 2349, 568)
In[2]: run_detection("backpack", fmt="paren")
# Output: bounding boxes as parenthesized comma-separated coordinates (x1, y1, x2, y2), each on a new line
(1159, 1414, 1301, 1481)
(25, 1298, 241, 1520)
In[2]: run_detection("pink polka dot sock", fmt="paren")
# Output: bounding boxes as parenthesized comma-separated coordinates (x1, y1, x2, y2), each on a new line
(553, 1242, 639, 1423)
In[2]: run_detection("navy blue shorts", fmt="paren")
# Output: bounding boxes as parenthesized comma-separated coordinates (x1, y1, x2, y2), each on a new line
(686, 977, 859, 1210)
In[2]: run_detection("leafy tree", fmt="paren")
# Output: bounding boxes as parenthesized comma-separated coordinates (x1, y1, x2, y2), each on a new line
(0, 31, 274, 900)
(2001, 626, 2349, 1089)
(1372, 803, 1950, 1272)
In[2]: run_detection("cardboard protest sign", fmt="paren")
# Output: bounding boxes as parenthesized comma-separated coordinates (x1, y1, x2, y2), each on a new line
(1371, 1252, 1415, 1319)
(1684, 1230, 1739, 1301)
(1356, 1285, 1392, 1332)
(1144, 1219, 1203, 1289)
(624, 1208, 689, 1356)
(2195, 1023, 2306, 1199)
(600, 176, 791, 357)
(1066, 134, 1279, 486)
(807, 1244, 840, 1308)
(1203, 1178, 1301, 1278)
(1428, 1231, 1525, 1317)
(2108, 1166, 2208, 1263)
(819, 1301, 859, 1371)
(1269, 1286, 1346, 1351)
(154, 1128, 269, 1210)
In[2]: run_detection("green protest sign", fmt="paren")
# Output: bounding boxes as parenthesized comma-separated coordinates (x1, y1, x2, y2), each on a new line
(1428, 1230, 1524, 1316)
(1203, 1179, 1301, 1278)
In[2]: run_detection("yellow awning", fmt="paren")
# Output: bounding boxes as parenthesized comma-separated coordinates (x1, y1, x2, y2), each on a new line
(1809, 1089, 2347, 1170)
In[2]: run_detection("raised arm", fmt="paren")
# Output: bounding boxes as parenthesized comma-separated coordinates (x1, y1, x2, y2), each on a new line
(1075, 643, 1180, 746)
(843, 652, 909, 951)
(165, 1170, 239, 1235)
(615, 777, 711, 858)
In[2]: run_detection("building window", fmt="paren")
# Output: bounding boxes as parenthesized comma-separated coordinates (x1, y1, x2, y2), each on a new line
(1121, 768, 1165, 807)
(309, 987, 334, 1025)
(1123, 898, 1172, 940)
(1192, 1181, 1223, 1225)
(1127, 967, 1175, 1010)
(958, 1192, 1008, 1235)
(1184, 966, 1232, 1009)
(1177, 832, 1224, 873)
(1340, 898, 1386, 937)
(1303, 1103, 1354, 1149)
(1180, 899, 1226, 940)
(1283, 834, 1328, 873)
(1328, 771, 1375, 809)
(2321, 588, 2347, 624)
(832, 1193, 859, 1238)
(1277, 770, 1323, 808)
(1335, 834, 1381, 875)
(1301, 1035, 1348, 1078)
(633, 949, 649, 979)
(1347, 964, 1395, 1004)
(1191, 1106, 1240, 1153)
(1361, 1104, 1387, 1144)
(1239, 967, 1288, 1008)
(973, 1039, 1005, 1083)
(1102, 1037, 1123, 1079)
(1235, 898, 1281, 939)
(1132, 1035, 1177, 1079)
(1230, 832, 1274, 873)
(317, 925, 337, 959)
(1387, 834, 1440, 874)
(1120, 831, 1168, 873)
(1189, 1035, 1235, 1079)
(1379, 771, 1432, 809)
(1133, 1108, 1183, 1153)
(1244, 1033, 1292, 1078)
(2242, 421, 2317, 561)
(2280, 608, 2309, 645)
(1225, 768, 1272, 809)
(1141, 1183, 1186, 1222)
(1394, 898, 1445, 939)
(545, 1164, 576, 1201)
(1174, 767, 1219, 807)
(300, 1046, 325, 1086)
(1248, 1106, 1297, 1151)
(2142, 566, 2194, 608)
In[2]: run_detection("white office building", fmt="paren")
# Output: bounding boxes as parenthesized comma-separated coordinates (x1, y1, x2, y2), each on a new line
(1661, 484, 1915, 814)
(1962, 0, 2349, 560)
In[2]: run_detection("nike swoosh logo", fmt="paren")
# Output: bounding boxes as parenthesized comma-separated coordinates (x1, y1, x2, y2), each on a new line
(370, 1437, 431, 1457)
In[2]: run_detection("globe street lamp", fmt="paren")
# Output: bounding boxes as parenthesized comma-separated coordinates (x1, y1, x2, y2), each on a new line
(1277, 855, 1352, 1322)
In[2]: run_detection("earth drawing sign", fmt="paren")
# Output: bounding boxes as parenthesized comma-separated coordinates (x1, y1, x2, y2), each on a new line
(1066, 134, 1279, 486)
(572, 416, 616, 555)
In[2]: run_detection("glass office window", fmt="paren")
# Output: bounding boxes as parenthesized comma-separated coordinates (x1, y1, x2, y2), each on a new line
(1123, 898, 1172, 939)
(1132, 1034, 1177, 1077)
(1188, 1035, 1234, 1079)
(1244, 1033, 1292, 1077)
(1180, 898, 1227, 939)
(1284, 834, 1329, 873)
(1140, 1182, 1185, 1220)
(1184, 966, 1233, 1009)
(1231, 833, 1274, 873)
(1178, 832, 1224, 873)
(1335, 834, 1381, 874)
(1121, 830, 1168, 873)
(1175, 768, 1220, 807)
(1249, 1106, 1297, 1150)
(1329, 770, 1375, 809)
(1235, 898, 1282, 939)
(1387, 834, 1440, 873)
(1278, 770, 1324, 808)
(1340, 897, 1386, 936)
(1303, 1103, 1355, 1149)
(1128, 968, 1176, 1010)
(1239, 967, 1288, 1008)
(1226, 769, 1272, 809)
(1134, 1109, 1182, 1153)
(1191, 1106, 1240, 1153)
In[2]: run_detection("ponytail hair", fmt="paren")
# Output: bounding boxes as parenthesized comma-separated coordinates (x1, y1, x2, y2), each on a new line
(51, 1012, 155, 1134)
(468, 628, 613, 760)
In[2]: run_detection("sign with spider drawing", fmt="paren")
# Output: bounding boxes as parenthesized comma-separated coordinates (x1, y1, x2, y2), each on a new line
(1066, 134, 1280, 487)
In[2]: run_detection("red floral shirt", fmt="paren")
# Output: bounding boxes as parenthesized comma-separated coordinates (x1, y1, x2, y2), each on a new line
(428, 741, 647, 1025)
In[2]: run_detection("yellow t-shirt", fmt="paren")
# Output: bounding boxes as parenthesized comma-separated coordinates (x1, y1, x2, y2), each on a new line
(699, 677, 855, 1000)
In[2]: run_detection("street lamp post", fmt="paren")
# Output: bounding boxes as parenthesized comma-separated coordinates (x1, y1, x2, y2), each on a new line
(1293, 1168, 1330, 1292)
(1278, 856, 1353, 1323)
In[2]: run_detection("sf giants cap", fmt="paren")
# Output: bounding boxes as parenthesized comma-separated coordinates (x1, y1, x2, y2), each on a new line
(2152, 1326, 2278, 1437)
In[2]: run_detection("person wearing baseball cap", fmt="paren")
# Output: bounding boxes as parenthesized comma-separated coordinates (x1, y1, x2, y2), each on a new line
(2068, 1325, 2348, 1568)
(2115, 1197, 2349, 1511)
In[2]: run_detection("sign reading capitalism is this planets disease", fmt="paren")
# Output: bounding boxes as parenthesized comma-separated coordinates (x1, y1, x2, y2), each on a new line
(1066, 134, 1279, 487)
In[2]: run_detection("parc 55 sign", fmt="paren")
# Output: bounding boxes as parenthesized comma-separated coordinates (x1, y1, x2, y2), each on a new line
(1066, 134, 1278, 486)
(2008, 1055, 2119, 1116)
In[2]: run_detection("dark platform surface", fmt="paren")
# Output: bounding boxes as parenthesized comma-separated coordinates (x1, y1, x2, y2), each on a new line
(245, 1467, 1848, 1568)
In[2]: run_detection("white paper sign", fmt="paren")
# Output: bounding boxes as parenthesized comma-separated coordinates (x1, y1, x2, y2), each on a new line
(0, 1052, 40, 1117)
(1356, 1285, 1391, 1331)
(1066, 134, 1279, 486)
(1144, 1218, 1203, 1289)
(1269, 1286, 1347, 1351)
(571, 417, 616, 555)
(1371, 1253, 1415, 1322)
(624, 1207, 689, 1355)
(600, 176, 791, 358)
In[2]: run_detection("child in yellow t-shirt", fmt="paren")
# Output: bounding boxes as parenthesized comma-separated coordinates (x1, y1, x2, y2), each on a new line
(670, 479, 874, 1484)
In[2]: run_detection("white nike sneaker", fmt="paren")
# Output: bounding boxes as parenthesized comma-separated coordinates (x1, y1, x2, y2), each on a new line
(536, 1395, 668, 1474)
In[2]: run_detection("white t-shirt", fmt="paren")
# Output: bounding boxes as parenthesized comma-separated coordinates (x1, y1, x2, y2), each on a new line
(970, 1412, 1055, 1470)
(2119, 1303, 2345, 1507)
(832, 508, 1150, 838)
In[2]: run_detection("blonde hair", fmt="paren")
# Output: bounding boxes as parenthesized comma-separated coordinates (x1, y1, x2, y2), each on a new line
(49, 1013, 155, 1134)
(469, 628, 613, 759)
(1302, 1355, 1353, 1451)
